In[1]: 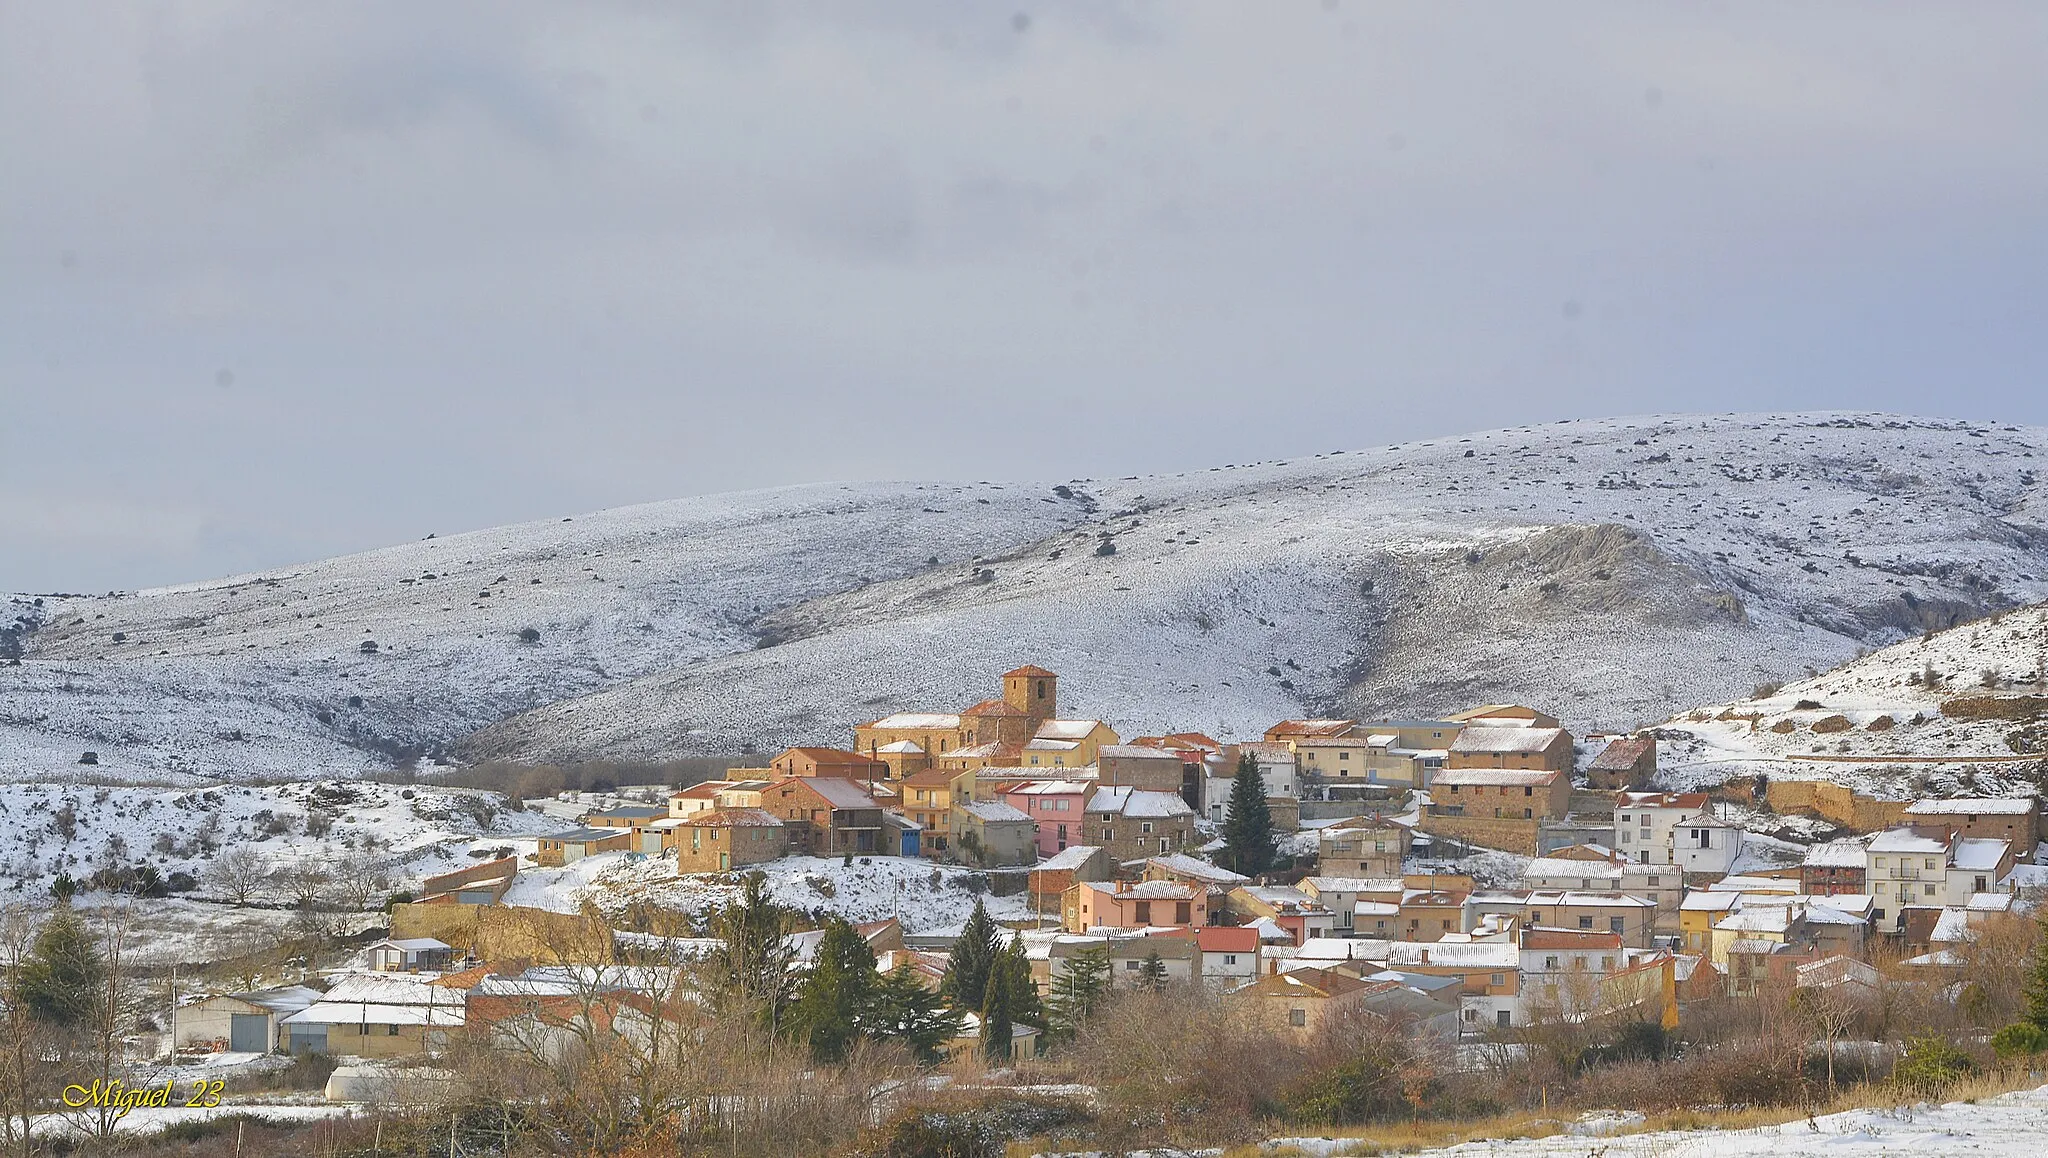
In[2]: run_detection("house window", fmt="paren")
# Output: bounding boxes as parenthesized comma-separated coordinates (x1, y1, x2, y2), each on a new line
(1524, 787, 1533, 796)
(1134, 902, 1151, 923)
(1126, 960, 1142, 971)
(1578, 916, 1593, 929)
(1874, 857, 1886, 868)
(1609, 917, 1624, 934)
(1490, 973, 1505, 986)
(1497, 1010, 1512, 1028)
(1923, 884, 1936, 896)
(387, 1024, 401, 1036)
(1647, 876, 1660, 887)
(1544, 955, 1559, 969)
(1289, 1008, 1306, 1027)
(1141, 822, 1153, 835)
(1224, 954, 1238, 965)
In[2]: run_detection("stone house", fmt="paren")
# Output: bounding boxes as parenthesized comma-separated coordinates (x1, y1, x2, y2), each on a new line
(1085, 786, 1196, 862)
(951, 800, 1038, 866)
(764, 778, 886, 857)
(672, 808, 786, 872)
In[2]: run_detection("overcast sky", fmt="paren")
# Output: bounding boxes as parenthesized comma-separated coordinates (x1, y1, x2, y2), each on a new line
(5, 3, 2047, 593)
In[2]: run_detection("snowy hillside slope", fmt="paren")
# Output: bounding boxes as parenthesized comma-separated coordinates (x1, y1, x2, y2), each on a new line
(8, 411, 2048, 781)
(1651, 600, 2048, 799)
(2, 483, 1094, 782)
(470, 412, 2048, 764)
(0, 778, 555, 901)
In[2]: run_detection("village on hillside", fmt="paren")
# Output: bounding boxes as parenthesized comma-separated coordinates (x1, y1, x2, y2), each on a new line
(146, 662, 2044, 1082)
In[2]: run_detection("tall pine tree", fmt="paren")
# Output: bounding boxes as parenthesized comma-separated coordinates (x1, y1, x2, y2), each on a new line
(940, 897, 1000, 1011)
(18, 903, 103, 1029)
(978, 935, 1041, 1061)
(786, 917, 878, 1062)
(870, 964, 965, 1065)
(1220, 751, 1275, 876)
(708, 871, 795, 1028)
(1045, 943, 1111, 1042)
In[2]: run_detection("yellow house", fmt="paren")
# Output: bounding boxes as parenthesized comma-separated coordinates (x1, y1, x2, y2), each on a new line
(901, 770, 957, 847)
(1677, 892, 1741, 954)
(1023, 719, 1120, 768)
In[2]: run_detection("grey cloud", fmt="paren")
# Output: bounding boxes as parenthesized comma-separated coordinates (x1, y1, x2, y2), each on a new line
(3, 2, 2046, 592)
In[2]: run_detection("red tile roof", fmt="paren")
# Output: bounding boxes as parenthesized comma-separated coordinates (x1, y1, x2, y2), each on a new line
(1004, 664, 1059, 678)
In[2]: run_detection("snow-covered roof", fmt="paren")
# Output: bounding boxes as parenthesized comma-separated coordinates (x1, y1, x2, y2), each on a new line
(1723, 938, 1783, 956)
(1715, 908, 1791, 934)
(379, 937, 452, 952)
(1024, 737, 1080, 752)
(786, 778, 880, 810)
(1086, 787, 1194, 818)
(1433, 767, 1558, 787)
(1295, 937, 1392, 961)
(1931, 908, 1974, 944)
(1523, 858, 1622, 882)
(1301, 876, 1403, 894)
(1096, 743, 1179, 759)
(1526, 890, 1657, 909)
(1034, 845, 1102, 872)
(865, 713, 961, 730)
(283, 1001, 465, 1028)
(1386, 941, 1518, 968)
(958, 800, 1031, 823)
(680, 807, 783, 828)
(1968, 892, 2015, 913)
(1004, 779, 1089, 796)
(1354, 901, 1401, 916)
(1615, 791, 1709, 811)
(1950, 837, 2011, 871)
(1802, 840, 1869, 868)
(232, 985, 323, 1016)
(1869, 828, 1949, 855)
(1148, 853, 1247, 884)
(1588, 736, 1654, 771)
(874, 740, 925, 754)
(1088, 879, 1201, 901)
(1448, 727, 1565, 756)
(1905, 797, 2037, 816)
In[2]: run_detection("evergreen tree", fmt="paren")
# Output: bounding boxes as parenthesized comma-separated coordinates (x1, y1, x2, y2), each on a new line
(1138, 947, 1168, 992)
(996, 935, 1042, 1028)
(2024, 909, 2048, 1031)
(979, 954, 1015, 1061)
(870, 964, 966, 1065)
(979, 935, 1041, 1062)
(1220, 751, 1275, 876)
(786, 916, 878, 1062)
(1045, 944, 1111, 1042)
(19, 903, 103, 1029)
(940, 897, 1000, 1011)
(709, 872, 795, 1028)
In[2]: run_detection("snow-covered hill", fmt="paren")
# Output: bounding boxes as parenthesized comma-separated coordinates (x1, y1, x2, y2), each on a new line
(0, 778, 555, 901)
(7, 411, 2048, 781)
(1653, 601, 2048, 799)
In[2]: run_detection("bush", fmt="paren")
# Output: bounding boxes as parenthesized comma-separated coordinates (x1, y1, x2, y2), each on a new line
(519, 627, 541, 643)
(1892, 1035, 1976, 1096)
(1992, 1022, 2048, 1060)
(853, 1096, 1094, 1158)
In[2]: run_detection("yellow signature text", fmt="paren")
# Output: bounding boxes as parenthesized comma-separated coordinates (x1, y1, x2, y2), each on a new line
(60, 1077, 224, 1119)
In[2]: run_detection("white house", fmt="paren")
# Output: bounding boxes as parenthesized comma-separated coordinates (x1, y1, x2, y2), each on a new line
(1867, 827, 1951, 930)
(1945, 838, 2014, 903)
(1669, 811, 1744, 875)
(1203, 743, 1299, 822)
(1611, 792, 1712, 866)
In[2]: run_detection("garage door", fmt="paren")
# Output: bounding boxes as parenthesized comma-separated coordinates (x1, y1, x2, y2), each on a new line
(288, 1026, 327, 1055)
(230, 1014, 269, 1053)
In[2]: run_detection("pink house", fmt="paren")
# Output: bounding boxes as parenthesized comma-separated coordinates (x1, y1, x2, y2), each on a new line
(1002, 780, 1092, 858)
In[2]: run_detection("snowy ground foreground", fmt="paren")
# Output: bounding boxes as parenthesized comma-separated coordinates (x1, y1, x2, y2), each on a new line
(8, 412, 2048, 782)
(0, 778, 554, 903)
(1249, 1084, 2048, 1158)
(1650, 600, 2048, 798)
(499, 849, 1032, 934)
(32, 1101, 346, 1139)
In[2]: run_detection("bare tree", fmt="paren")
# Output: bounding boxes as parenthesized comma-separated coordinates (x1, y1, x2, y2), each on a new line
(202, 845, 269, 906)
(271, 856, 332, 911)
(0, 905, 43, 1158)
(330, 850, 391, 912)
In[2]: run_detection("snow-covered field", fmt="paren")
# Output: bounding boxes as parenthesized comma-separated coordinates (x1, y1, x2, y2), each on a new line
(1649, 601, 2048, 798)
(7, 411, 2048, 782)
(1255, 1084, 2048, 1158)
(496, 849, 1033, 935)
